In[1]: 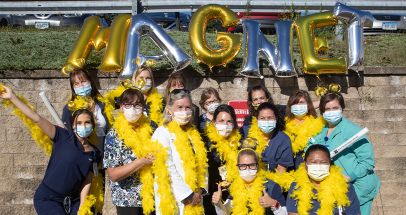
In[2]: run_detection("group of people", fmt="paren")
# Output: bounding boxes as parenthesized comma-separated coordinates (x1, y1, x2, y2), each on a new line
(0, 67, 380, 215)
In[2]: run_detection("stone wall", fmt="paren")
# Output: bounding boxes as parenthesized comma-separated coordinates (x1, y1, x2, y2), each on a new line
(0, 67, 405, 214)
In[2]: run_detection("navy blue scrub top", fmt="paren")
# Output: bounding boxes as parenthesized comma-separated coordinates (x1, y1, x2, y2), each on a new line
(42, 126, 99, 196)
(261, 130, 294, 171)
(264, 179, 286, 207)
(198, 113, 211, 134)
(286, 182, 361, 215)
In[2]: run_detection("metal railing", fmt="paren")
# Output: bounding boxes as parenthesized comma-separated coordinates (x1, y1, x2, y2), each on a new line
(0, 0, 405, 14)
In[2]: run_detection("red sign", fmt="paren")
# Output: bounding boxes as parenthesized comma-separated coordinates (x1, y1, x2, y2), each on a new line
(228, 100, 249, 128)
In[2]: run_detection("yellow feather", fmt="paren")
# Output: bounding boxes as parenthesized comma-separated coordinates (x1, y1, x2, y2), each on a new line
(167, 122, 208, 215)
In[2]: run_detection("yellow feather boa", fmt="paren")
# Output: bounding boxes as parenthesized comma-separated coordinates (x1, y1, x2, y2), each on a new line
(104, 85, 164, 125)
(247, 117, 271, 162)
(1, 94, 53, 155)
(68, 95, 114, 215)
(67, 95, 115, 126)
(78, 172, 104, 215)
(145, 88, 164, 125)
(0, 90, 104, 215)
(113, 114, 176, 214)
(167, 121, 208, 215)
(229, 170, 267, 215)
(205, 123, 241, 182)
(284, 116, 325, 156)
(290, 164, 350, 215)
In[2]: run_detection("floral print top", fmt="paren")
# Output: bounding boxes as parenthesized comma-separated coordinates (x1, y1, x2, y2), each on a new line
(103, 129, 142, 207)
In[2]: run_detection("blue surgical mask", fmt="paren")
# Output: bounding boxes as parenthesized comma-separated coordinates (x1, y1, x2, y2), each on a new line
(74, 83, 92, 96)
(75, 125, 93, 138)
(258, 120, 276, 134)
(323, 110, 343, 125)
(291, 104, 308, 117)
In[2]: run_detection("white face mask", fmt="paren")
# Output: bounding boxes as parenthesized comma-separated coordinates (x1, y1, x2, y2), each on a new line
(141, 79, 152, 92)
(215, 123, 234, 137)
(239, 169, 257, 183)
(207, 102, 220, 114)
(173, 110, 192, 125)
(123, 107, 143, 123)
(323, 109, 343, 125)
(307, 164, 330, 181)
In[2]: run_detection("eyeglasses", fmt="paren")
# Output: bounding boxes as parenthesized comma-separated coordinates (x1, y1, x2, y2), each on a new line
(123, 103, 143, 110)
(205, 100, 219, 106)
(170, 89, 190, 95)
(237, 163, 258, 170)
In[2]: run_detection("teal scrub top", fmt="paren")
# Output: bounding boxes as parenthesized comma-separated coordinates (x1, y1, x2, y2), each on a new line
(309, 117, 380, 205)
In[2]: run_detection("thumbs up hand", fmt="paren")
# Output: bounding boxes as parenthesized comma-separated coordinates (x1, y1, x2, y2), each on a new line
(259, 189, 278, 208)
(211, 183, 223, 205)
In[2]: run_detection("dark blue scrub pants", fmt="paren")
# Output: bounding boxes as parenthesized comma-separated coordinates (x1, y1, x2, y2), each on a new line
(34, 183, 80, 215)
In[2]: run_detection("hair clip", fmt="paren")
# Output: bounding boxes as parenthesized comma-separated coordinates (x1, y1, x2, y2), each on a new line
(315, 83, 341, 97)
(121, 79, 145, 91)
(240, 137, 258, 151)
(68, 96, 94, 113)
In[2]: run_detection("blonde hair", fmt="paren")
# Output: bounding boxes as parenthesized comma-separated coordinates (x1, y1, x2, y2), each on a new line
(131, 67, 154, 94)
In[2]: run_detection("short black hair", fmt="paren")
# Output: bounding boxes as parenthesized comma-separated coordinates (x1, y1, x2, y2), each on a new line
(255, 102, 285, 131)
(213, 104, 238, 129)
(319, 93, 345, 114)
(304, 144, 332, 163)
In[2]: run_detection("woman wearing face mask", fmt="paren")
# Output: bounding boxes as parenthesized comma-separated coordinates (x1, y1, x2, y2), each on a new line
(62, 68, 114, 153)
(0, 86, 99, 215)
(242, 102, 293, 173)
(242, 85, 286, 127)
(308, 93, 380, 215)
(212, 148, 288, 215)
(152, 89, 208, 215)
(131, 67, 164, 125)
(284, 90, 325, 170)
(164, 72, 200, 126)
(286, 144, 361, 215)
(198, 87, 222, 133)
(203, 104, 240, 214)
(103, 89, 159, 215)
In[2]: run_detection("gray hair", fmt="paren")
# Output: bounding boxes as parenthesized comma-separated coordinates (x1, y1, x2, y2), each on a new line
(163, 89, 193, 125)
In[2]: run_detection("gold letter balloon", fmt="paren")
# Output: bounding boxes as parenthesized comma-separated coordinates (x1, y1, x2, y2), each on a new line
(293, 11, 347, 76)
(189, 4, 241, 69)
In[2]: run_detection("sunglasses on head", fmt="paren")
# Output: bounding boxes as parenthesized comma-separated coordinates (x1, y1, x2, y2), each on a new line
(170, 89, 190, 95)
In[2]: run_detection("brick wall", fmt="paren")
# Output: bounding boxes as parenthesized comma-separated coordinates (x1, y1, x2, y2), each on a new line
(0, 67, 404, 214)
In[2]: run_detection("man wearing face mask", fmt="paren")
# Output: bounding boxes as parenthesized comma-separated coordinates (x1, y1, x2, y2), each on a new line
(308, 93, 379, 215)
(202, 104, 241, 214)
(103, 89, 157, 215)
(286, 144, 361, 215)
(242, 102, 294, 173)
(212, 148, 288, 215)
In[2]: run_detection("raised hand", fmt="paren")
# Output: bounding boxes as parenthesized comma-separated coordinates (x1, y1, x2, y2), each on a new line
(211, 183, 222, 204)
(0, 85, 15, 100)
(259, 189, 278, 208)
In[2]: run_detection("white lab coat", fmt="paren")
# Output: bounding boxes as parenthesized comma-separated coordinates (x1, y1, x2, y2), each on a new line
(152, 125, 207, 215)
